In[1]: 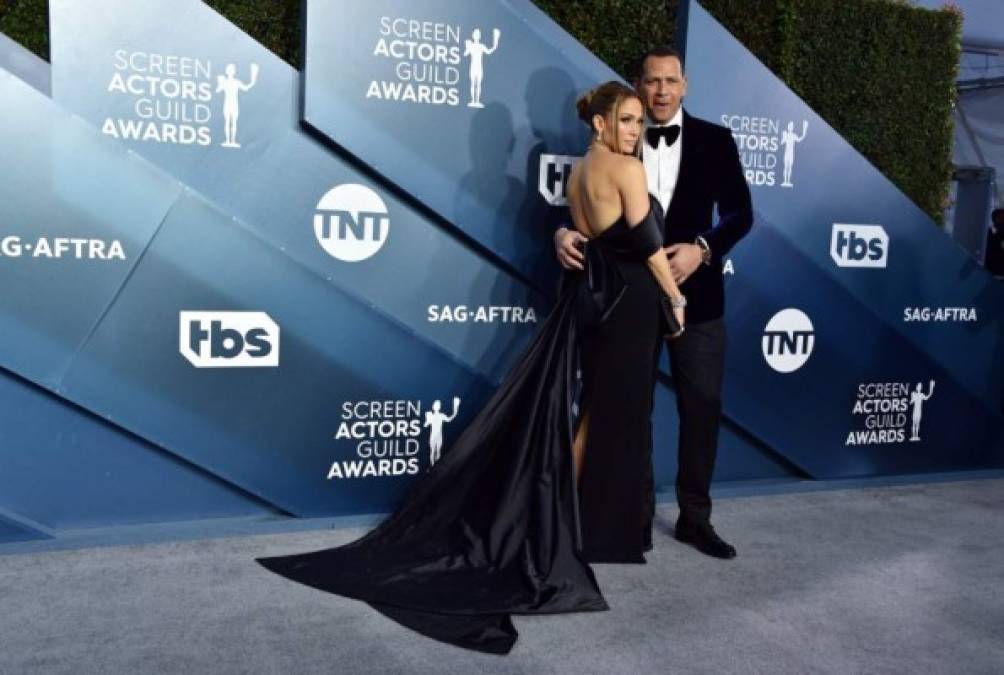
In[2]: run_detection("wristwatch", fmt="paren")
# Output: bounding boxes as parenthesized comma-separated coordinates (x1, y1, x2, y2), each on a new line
(695, 236, 712, 265)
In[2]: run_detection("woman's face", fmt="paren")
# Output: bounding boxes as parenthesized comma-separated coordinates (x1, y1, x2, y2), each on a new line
(613, 97, 644, 154)
(597, 97, 643, 155)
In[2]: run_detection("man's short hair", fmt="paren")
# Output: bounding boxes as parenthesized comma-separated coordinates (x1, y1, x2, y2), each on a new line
(632, 46, 684, 82)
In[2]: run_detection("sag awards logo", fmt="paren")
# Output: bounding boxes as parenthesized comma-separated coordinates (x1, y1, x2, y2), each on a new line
(831, 224, 889, 268)
(0, 235, 126, 260)
(179, 311, 280, 368)
(313, 184, 390, 262)
(762, 308, 815, 373)
(103, 50, 258, 148)
(847, 380, 936, 445)
(721, 115, 808, 187)
(327, 397, 462, 479)
(368, 16, 501, 107)
(428, 305, 537, 323)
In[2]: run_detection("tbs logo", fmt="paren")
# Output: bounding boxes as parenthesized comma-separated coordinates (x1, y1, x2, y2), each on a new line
(538, 154, 579, 206)
(830, 224, 888, 268)
(179, 311, 279, 368)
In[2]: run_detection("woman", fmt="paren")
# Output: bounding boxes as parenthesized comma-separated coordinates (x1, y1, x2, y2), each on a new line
(257, 81, 686, 655)
(568, 83, 685, 563)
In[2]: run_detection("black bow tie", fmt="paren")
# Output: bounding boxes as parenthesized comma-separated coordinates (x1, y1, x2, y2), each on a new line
(646, 124, 681, 149)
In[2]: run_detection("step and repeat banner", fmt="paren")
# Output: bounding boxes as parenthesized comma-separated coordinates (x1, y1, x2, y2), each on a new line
(681, 0, 1004, 474)
(0, 0, 720, 537)
(0, 0, 1001, 539)
(0, 67, 503, 520)
(300, 0, 602, 289)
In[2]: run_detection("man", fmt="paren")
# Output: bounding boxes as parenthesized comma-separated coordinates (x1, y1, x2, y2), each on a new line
(554, 46, 752, 559)
(986, 208, 1004, 277)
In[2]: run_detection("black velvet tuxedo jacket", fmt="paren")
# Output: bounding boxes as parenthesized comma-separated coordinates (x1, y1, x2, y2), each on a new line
(654, 110, 753, 324)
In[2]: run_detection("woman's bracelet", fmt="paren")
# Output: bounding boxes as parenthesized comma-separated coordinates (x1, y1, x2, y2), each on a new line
(669, 295, 687, 309)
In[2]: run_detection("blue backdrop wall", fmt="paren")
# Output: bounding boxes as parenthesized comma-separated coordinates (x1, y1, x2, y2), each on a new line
(0, 0, 999, 544)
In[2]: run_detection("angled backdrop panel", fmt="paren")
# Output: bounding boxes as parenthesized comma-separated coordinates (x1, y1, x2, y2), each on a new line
(0, 30, 48, 95)
(10, 0, 996, 543)
(0, 69, 278, 536)
(48, 0, 547, 386)
(0, 366, 275, 532)
(301, 0, 612, 288)
(1, 64, 507, 517)
(682, 0, 1004, 476)
(43, 0, 791, 503)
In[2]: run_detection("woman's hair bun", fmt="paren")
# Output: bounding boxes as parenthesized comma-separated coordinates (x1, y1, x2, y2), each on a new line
(575, 81, 637, 127)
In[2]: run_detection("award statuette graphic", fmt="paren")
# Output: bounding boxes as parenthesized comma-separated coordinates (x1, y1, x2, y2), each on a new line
(780, 120, 808, 187)
(464, 28, 501, 108)
(909, 381, 935, 442)
(217, 62, 259, 148)
(425, 397, 461, 466)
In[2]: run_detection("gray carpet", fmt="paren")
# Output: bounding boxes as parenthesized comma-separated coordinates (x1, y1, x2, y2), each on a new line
(2, 479, 1003, 675)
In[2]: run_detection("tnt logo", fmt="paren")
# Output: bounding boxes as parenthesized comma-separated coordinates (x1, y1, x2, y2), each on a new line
(762, 308, 814, 373)
(538, 154, 579, 206)
(830, 224, 888, 268)
(314, 184, 390, 262)
(179, 311, 279, 368)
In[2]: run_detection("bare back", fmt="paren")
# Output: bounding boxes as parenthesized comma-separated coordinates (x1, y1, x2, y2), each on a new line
(564, 146, 683, 323)
(567, 150, 650, 239)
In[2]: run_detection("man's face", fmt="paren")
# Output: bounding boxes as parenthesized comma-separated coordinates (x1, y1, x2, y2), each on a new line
(637, 55, 687, 124)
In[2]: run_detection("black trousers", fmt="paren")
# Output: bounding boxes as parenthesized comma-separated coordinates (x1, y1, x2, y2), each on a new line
(667, 317, 726, 524)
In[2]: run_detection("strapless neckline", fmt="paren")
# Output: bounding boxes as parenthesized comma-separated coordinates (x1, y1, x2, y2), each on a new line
(589, 216, 629, 241)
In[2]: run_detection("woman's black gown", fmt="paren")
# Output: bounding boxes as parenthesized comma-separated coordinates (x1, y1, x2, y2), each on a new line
(257, 199, 666, 654)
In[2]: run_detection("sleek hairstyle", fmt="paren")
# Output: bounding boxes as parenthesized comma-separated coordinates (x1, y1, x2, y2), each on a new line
(575, 80, 641, 156)
(632, 45, 685, 82)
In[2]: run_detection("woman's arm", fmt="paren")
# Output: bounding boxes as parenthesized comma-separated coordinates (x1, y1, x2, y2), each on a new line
(646, 247, 686, 333)
(619, 161, 684, 300)
(619, 159, 686, 330)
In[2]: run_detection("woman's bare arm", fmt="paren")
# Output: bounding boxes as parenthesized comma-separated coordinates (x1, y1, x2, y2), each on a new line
(618, 159, 685, 305)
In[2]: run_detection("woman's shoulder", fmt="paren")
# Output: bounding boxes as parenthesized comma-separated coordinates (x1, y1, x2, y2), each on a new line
(604, 153, 644, 178)
(607, 155, 646, 193)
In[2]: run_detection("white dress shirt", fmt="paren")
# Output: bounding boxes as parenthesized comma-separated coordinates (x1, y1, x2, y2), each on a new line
(642, 107, 684, 215)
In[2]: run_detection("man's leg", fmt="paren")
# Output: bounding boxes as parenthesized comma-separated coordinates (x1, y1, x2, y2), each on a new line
(668, 318, 725, 526)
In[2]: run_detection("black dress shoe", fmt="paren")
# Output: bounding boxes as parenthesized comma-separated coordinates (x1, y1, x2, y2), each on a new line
(675, 520, 737, 559)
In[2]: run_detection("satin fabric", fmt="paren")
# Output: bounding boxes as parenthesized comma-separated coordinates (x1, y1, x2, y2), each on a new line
(258, 202, 665, 654)
(577, 202, 665, 562)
